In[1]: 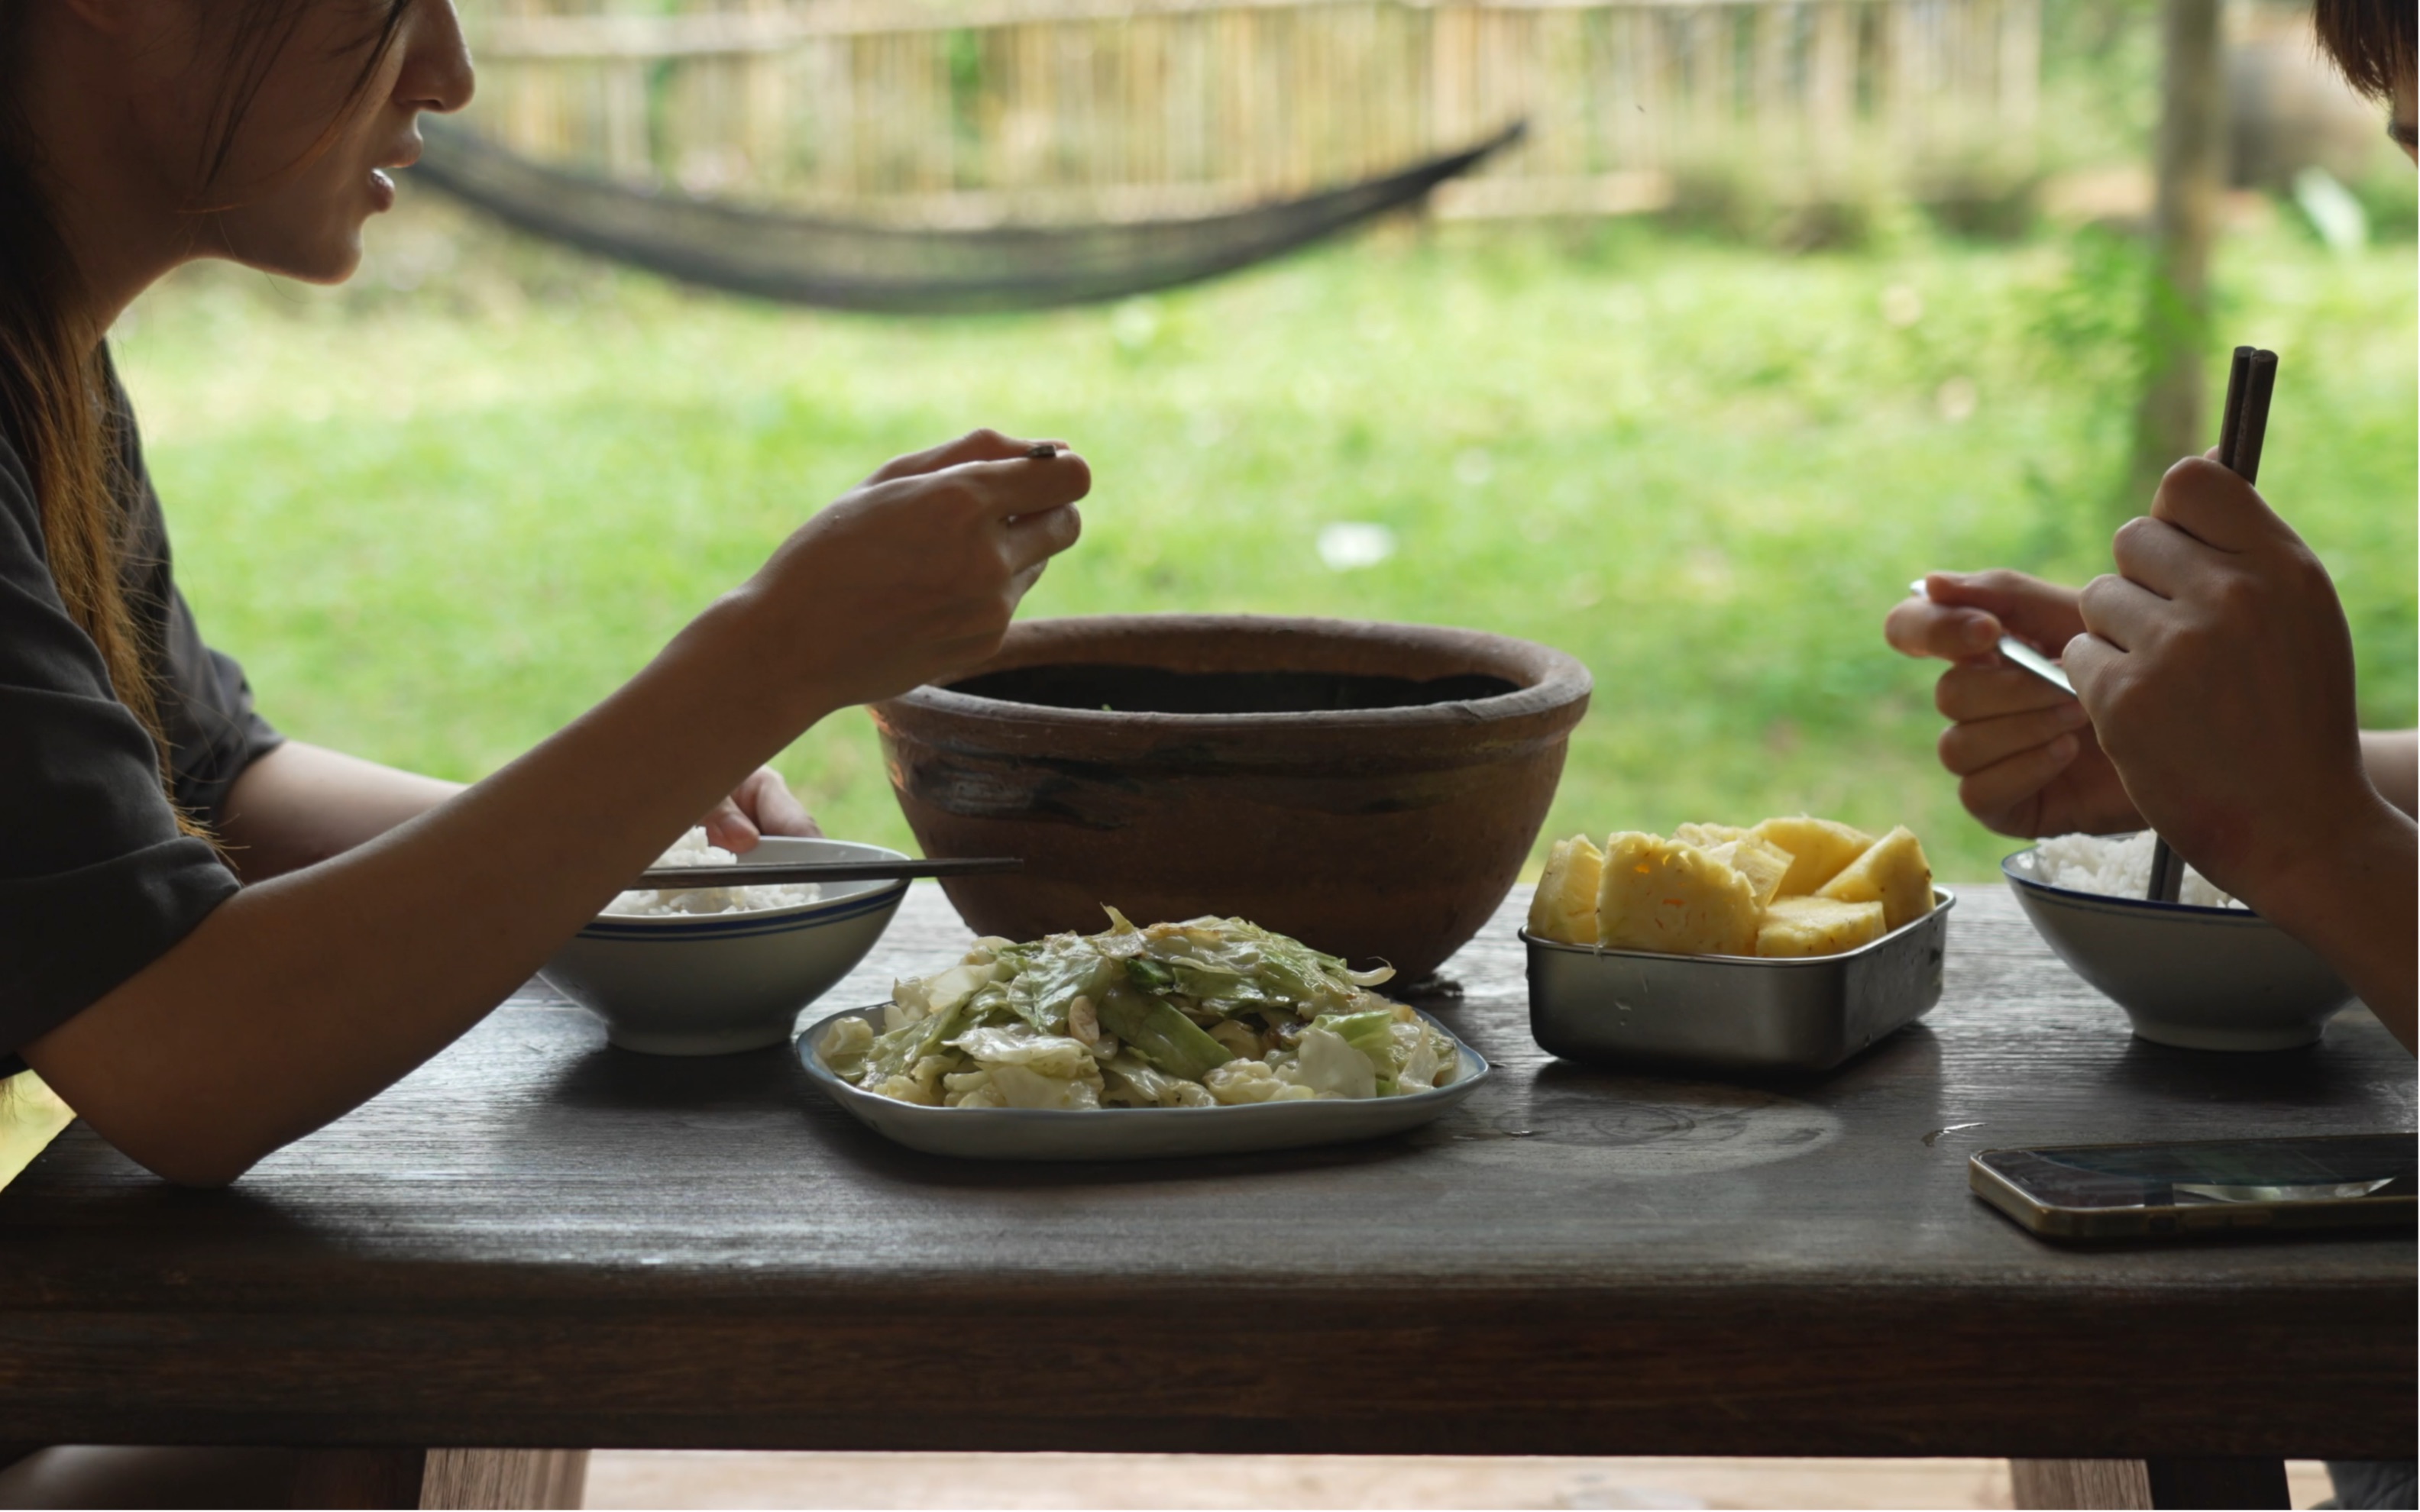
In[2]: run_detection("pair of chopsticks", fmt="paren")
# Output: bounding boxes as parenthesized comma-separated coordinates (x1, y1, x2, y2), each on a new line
(632, 856, 1022, 890)
(2147, 345, 2279, 903)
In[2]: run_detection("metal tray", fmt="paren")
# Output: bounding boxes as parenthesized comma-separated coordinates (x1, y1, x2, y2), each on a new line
(1525, 889, 1955, 1076)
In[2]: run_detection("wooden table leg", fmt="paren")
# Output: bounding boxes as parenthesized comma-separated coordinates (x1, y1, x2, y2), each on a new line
(2145, 1458, 2291, 1509)
(2011, 1459, 2153, 1508)
(291, 1448, 588, 1510)
(292, 1449, 427, 1508)
(2010, 1458, 2290, 1510)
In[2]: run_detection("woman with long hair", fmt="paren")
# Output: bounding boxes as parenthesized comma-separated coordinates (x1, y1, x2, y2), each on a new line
(0, 0, 1084, 1182)
(0, 8, 1085, 1491)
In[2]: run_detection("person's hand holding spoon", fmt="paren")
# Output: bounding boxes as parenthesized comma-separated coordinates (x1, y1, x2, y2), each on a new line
(1889, 571, 2140, 838)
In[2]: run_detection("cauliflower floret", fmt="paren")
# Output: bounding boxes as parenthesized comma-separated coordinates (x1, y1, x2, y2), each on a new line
(1205, 1058, 1317, 1106)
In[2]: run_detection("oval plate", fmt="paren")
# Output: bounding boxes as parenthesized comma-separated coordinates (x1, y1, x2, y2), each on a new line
(794, 1004, 1490, 1161)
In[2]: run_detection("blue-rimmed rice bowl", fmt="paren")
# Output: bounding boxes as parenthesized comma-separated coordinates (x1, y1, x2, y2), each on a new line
(2002, 844, 2355, 1052)
(542, 837, 909, 1056)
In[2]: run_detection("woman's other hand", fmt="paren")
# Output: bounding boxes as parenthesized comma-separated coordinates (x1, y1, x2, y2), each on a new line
(2066, 457, 2386, 892)
(1884, 570, 2140, 838)
(699, 766, 821, 852)
(736, 429, 1088, 722)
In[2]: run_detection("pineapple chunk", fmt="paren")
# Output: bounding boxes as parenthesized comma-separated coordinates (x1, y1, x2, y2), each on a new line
(1706, 835, 1794, 909)
(1815, 825, 1936, 930)
(1526, 834, 1606, 945)
(1597, 832, 1760, 957)
(1749, 815, 1876, 895)
(1755, 895, 1888, 957)
(1674, 821, 1749, 849)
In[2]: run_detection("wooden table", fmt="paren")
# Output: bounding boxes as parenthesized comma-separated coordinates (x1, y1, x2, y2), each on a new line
(2, 884, 2409, 1508)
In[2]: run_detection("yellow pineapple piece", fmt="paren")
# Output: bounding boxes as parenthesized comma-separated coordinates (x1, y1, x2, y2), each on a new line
(1749, 815, 1876, 895)
(1597, 832, 1760, 957)
(1755, 896, 1888, 957)
(1815, 825, 1936, 931)
(1674, 821, 1749, 849)
(1526, 834, 1606, 945)
(1707, 835, 1794, 909)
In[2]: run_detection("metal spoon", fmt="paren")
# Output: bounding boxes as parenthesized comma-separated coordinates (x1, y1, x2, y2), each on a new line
(1907, 580, 2073, 696)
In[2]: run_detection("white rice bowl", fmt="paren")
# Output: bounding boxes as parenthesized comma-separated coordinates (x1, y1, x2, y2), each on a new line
(2003, 835, 2352, 1051)
(604, 827, 823, 916)
(2031, 831, 2241, 909)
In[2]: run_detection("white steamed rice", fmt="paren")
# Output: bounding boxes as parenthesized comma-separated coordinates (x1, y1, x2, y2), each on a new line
(2033, 831, 2241, 909)
(603, 827, 823, 917)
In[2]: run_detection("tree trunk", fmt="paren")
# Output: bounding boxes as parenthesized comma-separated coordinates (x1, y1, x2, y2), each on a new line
(2128, 0, 2225, 503)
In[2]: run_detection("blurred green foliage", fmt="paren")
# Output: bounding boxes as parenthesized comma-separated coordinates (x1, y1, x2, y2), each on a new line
(112, 190, 2414, 881)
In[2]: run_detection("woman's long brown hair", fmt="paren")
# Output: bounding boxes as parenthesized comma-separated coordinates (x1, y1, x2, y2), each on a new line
(0, 0, 409, 833)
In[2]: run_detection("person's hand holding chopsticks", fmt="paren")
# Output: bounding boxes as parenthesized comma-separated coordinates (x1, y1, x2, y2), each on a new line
(2066, 454, 2379, 899)
(1885, 570, 2139, 838)
(2064, 450, 2413, 1050)
(737, 428, 1089, 717)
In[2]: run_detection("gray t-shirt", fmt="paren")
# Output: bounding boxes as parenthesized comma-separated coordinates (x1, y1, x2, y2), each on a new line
(0, 366, 281, 1068)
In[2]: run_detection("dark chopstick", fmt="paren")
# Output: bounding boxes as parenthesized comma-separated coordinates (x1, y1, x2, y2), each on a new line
(2215, 345, 2253, 472)
(632, 857, 1023, 890)
(2147, 834, 2190, 904)
(2150, 345, 2279, 903)
(2231, 350, 2278, 485)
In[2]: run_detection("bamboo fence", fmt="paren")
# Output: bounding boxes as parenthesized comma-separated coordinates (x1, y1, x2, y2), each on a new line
(459, 0, 2040, 223)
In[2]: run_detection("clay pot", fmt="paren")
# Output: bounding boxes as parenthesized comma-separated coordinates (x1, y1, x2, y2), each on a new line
(870, 615, 1591, 981)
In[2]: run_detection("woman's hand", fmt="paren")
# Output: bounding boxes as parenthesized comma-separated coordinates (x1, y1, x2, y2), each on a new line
(700, 767, 821, 852)
(735, 430, 1089, 722)
(2066, 457, 2380, 890)
(1884, 570, 2140, 837)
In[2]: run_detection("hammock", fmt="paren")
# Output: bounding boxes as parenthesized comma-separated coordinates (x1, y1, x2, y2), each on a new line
(408, 119, 1524, 314)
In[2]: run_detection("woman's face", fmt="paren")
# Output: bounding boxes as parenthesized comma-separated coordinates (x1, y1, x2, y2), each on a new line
(148, 0, 474, 282)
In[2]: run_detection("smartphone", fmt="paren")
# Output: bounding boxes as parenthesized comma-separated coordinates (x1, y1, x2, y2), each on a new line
(1970, 1132, 2417, 1242)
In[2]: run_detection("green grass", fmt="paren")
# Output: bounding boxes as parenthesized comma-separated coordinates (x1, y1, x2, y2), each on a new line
(112, 201, 2417, 880)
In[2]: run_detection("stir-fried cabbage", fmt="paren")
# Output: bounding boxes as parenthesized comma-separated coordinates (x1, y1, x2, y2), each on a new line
(815, 909, 1459, 1110)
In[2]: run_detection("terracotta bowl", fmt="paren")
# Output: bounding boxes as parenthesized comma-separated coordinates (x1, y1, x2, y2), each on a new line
(871, 615, 1591, 981)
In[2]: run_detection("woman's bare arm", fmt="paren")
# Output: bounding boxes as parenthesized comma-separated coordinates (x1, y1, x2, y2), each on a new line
(24, 434, 1087, 1185)
(215, 742, 465, 881)
(216, 741, 817, 883)
(2260, 809, 2418, 1054)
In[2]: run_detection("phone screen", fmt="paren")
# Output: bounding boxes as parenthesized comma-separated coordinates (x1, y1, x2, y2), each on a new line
(1975, 1133, 2416, 1211)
